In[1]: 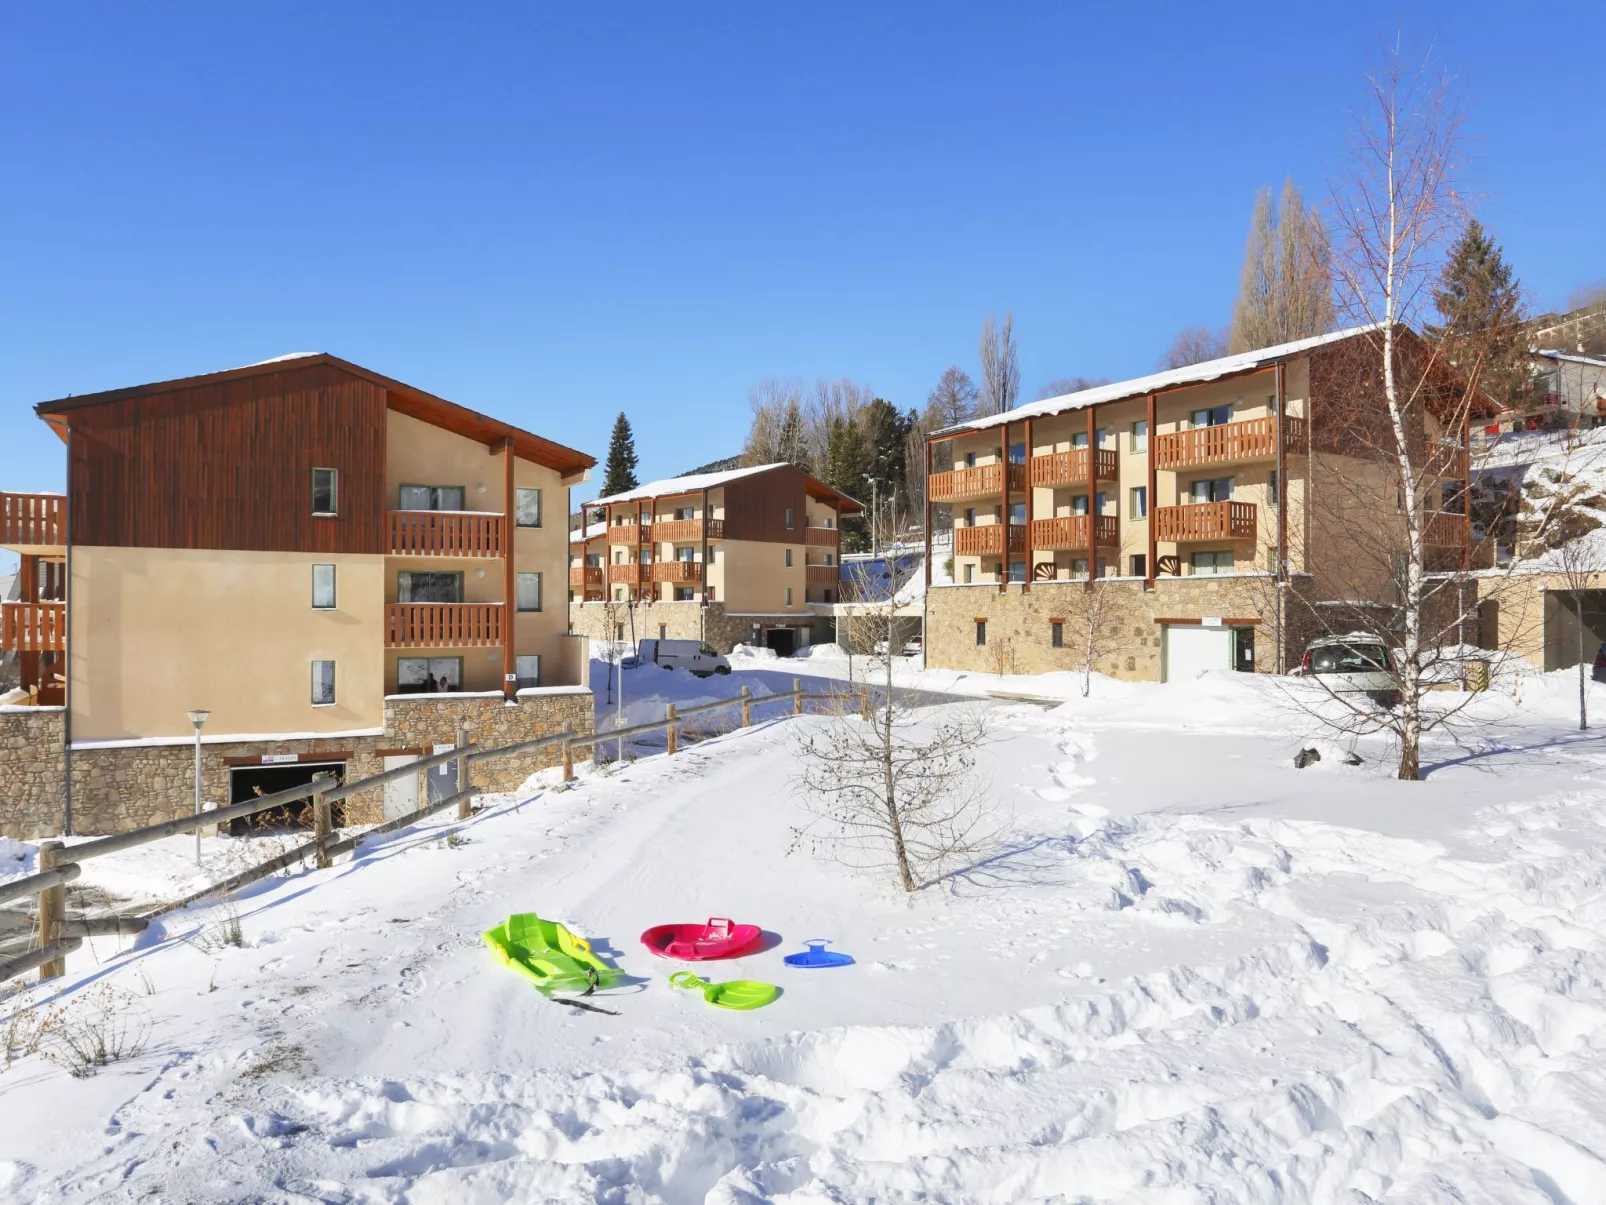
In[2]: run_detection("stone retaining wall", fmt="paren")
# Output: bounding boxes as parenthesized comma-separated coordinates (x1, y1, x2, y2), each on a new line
(567, 600, 811, 654)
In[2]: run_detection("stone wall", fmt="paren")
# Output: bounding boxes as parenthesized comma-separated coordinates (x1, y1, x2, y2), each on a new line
(925, 575, 1302, 680)
(0, 688, 594, 841)
(568, 600, 811, 655)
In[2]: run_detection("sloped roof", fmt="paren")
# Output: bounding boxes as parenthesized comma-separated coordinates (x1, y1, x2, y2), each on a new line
(34, 354, 595, 477)
(588, 462, 863, 513)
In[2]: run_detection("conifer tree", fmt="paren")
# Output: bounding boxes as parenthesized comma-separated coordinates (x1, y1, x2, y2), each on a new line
(1426, 219, 1525, 405)
(601, 412, 639, 497)
(1229, 178, 1335, 353)
(776, 400, 810, 472)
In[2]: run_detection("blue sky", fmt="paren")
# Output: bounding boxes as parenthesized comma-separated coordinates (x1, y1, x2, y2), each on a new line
(1, 2, 1601, 506)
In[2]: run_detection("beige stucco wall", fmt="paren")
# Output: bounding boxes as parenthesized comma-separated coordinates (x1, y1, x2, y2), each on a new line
(71, 546, 387, 742)
(720, 538, 807, 614)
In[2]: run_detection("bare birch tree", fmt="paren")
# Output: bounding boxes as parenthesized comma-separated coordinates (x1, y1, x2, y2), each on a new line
(1065, 580, 1126, 697)
(1158, 327, 1228, 370)
(978, 313, 1020, 417)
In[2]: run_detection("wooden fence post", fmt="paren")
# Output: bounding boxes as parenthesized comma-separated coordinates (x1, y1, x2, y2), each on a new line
(666, 704, 678, 755)
(860, 685, 872, 722)
(561, 736, 574, 782)
(312, 776, 333, 870)
(793, 678, 803, 716)
(456, 725, 472, 819)
(741, 686, 752, 727)
(37, 840, 65, 981)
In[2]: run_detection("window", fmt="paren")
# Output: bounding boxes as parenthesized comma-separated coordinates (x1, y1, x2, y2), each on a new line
(311, 564, 336, 609)
(312, 468, 338, 515)
(674, 586, 694, 601)
(615, 624, 625, 641)
(1094, 491, 1107, 515)
(1442, 480, 1466, 514)
(1130, 486, 1148, 518)
(786, 587, 793, 606)
(1008, 561, 1026, 582)
(1008, 443, 1026, 464)
(516, 488, 543, 528)
(964, 507, 976, 526)
(1268, 469, 1279, 501)
(1190, 477, 1234, 503)
(658, 624, 667, 639)
(1131, 420, 1148, 452)
(1190, 405, 1233, 428)
(1097, 558, 1107, 578)
(516, 572, 543, 612)
(963, 563, 975, 584)
(1071, 431, 1088, 449)
(311, 660, 335, 705)
(823, 589, 832, 602)
(1096, 427, 1110, 448)
(785, 548, 793, 567)
(1071, 495, 1089, 516)
(674, 506, 694, 521)
(398, 484, 465, 511)
(785, 508, 794, 529)
(515, 655, 541, 689)
(1009, 502, 1026, 524)
(677, 546, 696, 562)
(1130, 553, 1147, 577)
(397, 657, 462, 693)
(975, 620, 986, 646)
(1191, 550, 1233, 575)
(1071, 558, 1089, 581)
(1051, 620, 1064, 648)
(965, 451, 977, 468)
(396, 571, 462, 603)
(824, 553, 834, 566)
(1267, 393, 1278, 415)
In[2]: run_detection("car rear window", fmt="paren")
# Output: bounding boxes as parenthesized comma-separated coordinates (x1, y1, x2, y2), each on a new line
(1311, 645, 1389, 673)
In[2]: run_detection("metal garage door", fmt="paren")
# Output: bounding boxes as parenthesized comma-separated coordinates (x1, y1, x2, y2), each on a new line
(1163, 624, 1233, 682)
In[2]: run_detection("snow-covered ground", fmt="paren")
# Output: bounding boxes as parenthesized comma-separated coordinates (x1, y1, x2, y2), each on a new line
(4, 665, 1606, 1202)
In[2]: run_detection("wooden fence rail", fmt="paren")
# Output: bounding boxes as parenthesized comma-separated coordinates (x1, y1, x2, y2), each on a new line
(6, 678, 852, 986)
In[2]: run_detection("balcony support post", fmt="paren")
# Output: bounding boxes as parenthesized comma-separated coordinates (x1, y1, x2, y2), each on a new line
(999, 421, 1008, 594)
(1275, 362, 1287, 674)
(501, 438, 517, 703)
(1023, 418, 1033, 591)
(1460, 408, 1471, 574)
(1146, 393, 1157, 589)
(923, 438, 932, 590)
(1086, 405, 1097, 591)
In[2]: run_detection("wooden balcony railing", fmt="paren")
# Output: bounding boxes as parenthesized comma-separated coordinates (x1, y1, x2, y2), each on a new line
(1423, 510, 1470, 547)
(0, 493, 64, 549)
(653, 519, 724, 543)
(385, 603, 503, 648)
(606, 524, 653, 545)
(954, 524, 1028, 557)
(1027, 515, 1120, 551)
(652, 561, 702, 584)
(805, 565, 840, 585)
(0, 601, 65, 652)
(928, 462, 1027, 503)
(607, 563, 652, 585)
(1154, 501, 1258, 542)
(570, 567, 603, 590)
(1155, 416, 1306, 471)
(1028, 449, 1119, 489)
(805, 526, 839, 547)
(389, 511, 503, 557)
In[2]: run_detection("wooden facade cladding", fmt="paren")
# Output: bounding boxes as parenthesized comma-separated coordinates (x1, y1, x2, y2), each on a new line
(389, 510, 504, 557)
(0, 493, 64, 549)
(1154, 416, 1306, 471)
(384, 602, 503, 648)
(1028, 449, 1118, 489)
(1154, 501, 1258, 543)
(804, 565, 840, 585)
(654, 518, 724, 543)
(0, 601, 65, 652)
(59, 363, 388, 553)
(929, 462, 1026, 503)
(1028, 515, 1120, 551)
(721, 465, 815, 543)
(955, 525, 1027, 557)
(804, 526, 838, 547)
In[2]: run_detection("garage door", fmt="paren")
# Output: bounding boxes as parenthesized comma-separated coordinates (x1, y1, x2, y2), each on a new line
(1163, 625, 1233, 682)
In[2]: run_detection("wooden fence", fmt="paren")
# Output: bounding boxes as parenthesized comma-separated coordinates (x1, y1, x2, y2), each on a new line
(0, 679, 853, 986)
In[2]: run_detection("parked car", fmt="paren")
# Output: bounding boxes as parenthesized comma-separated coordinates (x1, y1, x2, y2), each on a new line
(1593, 643, 1606, 683)
(1298, 633, 1399, 707)
(873, 637, 924, 657)
(636, 639, 731, 677)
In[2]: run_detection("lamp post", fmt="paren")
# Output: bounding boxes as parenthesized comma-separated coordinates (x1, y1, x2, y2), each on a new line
(187, 709, 210, 866)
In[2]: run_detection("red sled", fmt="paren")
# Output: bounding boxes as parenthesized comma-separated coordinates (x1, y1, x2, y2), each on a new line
(640, 917, 762, 961)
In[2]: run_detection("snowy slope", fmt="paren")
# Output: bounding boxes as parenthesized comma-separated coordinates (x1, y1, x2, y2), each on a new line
(3, 672, 1606, 1202)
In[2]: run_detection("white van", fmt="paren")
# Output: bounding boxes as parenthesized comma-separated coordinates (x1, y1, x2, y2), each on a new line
(637, 639, 731, 677)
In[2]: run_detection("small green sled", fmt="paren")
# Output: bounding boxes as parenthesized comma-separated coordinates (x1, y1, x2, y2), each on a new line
(483, 913, 622, 996)
(670, 970, 779, 1011)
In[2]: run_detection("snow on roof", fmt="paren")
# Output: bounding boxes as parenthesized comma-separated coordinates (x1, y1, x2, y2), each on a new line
(587, 463, 790, 507)
(1534, 349, 1606, 369)
(942, 325, 1379, 436)
(241, 352, 322, 368)
(570, 520, 607, 544)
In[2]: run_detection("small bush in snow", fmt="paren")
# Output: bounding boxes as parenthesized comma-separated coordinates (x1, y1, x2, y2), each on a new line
(38, 984, 151, 1079)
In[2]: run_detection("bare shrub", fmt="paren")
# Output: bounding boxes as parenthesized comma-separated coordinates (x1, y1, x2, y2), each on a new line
(38, 983, 151, 1079)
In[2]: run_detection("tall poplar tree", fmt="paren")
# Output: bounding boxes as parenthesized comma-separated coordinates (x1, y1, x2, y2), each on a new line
(601, 412, 639, 497)
(1229, 178, 1335, 353)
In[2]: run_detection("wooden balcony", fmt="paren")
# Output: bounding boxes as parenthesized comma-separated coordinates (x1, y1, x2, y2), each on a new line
(805, 564, 840, 585)
(1154, 501, 1258, 542)
(1028, 515, 1120, 551)
(385, 603, 503, 648)
(570, 566, 603, 590)
(1423, 510, 1469, 547)
(607, 563, 652, 585)
(1155, 416, 1306, 471)
(606, 524, 653, 545)
(652, 561, 702, 584)
(954, 524, 1028, 557)
(0, 493, 64, 550)
(805, 526, 839, 547)
(654, 518, 724, 543)
(928, 462, 1026, 503)
(1029, 449, 1118, 489)
(389, 511, 503, 557)
(1, 601, 65, 652)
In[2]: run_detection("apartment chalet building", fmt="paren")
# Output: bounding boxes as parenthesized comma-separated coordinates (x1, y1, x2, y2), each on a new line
(569, 463, 862, 655)
(923, 327, 1480, 681)
(0, 355, 594, 840)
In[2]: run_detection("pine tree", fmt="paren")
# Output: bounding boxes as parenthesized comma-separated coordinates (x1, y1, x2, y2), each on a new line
(776, 400, 810, 472)
(1426, 219, 1525, 405)
(863, 398, 911, 509)
(601, 412, 639, 497)
(824, 416, 874, 552)
(1229, 178, 1335, 353)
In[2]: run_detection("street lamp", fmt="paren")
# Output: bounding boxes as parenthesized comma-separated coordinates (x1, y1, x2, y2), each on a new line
(187, 709, 210, 867)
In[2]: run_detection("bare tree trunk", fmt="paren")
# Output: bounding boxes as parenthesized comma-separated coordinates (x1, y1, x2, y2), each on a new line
(882, 619, 914, 892)
(1580, 603, 1589, 731)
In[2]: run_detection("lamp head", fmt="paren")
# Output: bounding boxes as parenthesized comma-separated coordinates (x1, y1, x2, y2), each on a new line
(187, 709, 211, 728)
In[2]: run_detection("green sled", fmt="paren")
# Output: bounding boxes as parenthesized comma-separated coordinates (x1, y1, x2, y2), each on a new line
(483, 913, 622, 997)
(670, 970, 779, 1011)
